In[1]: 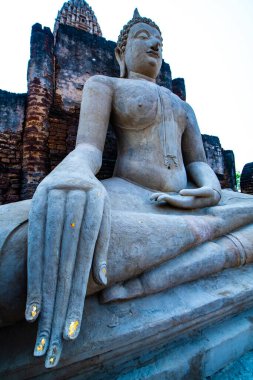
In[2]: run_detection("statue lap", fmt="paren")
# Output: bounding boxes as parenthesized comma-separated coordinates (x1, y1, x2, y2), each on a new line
(1, 177, 253, 326)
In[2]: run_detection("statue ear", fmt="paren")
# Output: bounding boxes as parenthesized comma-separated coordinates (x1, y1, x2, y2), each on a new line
(115, 47, 127, 78)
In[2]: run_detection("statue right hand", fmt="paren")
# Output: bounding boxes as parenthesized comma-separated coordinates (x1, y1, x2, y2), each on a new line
(150, 186, 220, 209)
(24, 148, 111, 367)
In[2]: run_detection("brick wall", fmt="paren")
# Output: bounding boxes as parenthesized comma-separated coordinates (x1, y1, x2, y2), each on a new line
(0, 91, 26, 204)
(21, 24, 54, 199)
(222, 150, 236, 190)
(241, 162, 253, 194)
(172, 78, 186, 101)
(202, 134, 236, 190)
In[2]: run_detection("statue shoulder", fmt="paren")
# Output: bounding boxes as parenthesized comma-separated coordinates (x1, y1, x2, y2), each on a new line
(84, 75, 116, 93)
(160, 85, 186, 109)
(180, 101, 202, 135)
(181, 101, 196, 118)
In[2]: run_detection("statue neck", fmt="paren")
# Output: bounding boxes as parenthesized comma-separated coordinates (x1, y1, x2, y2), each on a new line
(128, 71, 156, 83)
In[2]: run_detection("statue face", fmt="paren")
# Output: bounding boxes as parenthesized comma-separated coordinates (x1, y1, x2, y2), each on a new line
(124, 22, 163, 79)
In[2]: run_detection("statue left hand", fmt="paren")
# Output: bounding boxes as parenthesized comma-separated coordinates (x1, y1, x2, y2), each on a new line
(150, 186, 221, 209)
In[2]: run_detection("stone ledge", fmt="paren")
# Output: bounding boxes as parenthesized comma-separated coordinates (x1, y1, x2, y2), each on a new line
(116, 308, 253, 380)
(1, 265, 253, 379)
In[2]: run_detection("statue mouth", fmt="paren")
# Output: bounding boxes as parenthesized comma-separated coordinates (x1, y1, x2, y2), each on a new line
(146, 50, 160, 58)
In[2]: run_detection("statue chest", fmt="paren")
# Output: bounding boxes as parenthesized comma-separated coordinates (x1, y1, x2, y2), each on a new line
(111, 80, 170, 130)
(111, 79, 185, 169)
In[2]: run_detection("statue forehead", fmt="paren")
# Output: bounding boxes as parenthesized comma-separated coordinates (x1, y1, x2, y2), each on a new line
(128, 22, 162, 39)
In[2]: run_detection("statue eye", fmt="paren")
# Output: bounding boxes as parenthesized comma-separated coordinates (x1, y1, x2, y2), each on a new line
(136, 32, 149, 40)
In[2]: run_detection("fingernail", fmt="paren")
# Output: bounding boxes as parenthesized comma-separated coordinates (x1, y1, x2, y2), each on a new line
(26, 303, 39, 322)
(67, 320, 80, 339)
(99, 264, 107, 286)
(34, 336, 47, 357)
(49, 356, 55, 365)
(45, 343, 62, 368)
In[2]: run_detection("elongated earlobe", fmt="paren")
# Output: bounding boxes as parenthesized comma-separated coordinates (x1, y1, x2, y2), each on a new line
(115, 47, 127, 78)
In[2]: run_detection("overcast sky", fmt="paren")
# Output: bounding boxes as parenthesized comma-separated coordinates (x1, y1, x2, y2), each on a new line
(1, 0, 252, 171)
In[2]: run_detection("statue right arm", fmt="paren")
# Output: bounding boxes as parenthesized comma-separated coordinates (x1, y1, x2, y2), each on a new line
(25, 75, 113, 368)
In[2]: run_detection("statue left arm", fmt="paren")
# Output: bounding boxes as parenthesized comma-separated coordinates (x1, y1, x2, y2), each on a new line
(151, 102, 221, 209)
(181, 102, 221, 203)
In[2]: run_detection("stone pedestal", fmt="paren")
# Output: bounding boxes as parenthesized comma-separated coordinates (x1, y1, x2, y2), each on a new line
(1, 265, 253, 379)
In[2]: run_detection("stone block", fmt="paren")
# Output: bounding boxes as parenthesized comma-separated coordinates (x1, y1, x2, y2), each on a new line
(2, 265, 253, 379)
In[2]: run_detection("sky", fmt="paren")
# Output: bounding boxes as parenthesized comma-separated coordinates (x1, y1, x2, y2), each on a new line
(0, 0, 253, 172)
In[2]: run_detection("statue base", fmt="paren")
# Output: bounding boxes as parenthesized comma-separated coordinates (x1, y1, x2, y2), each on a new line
(2, 265, 253, 379)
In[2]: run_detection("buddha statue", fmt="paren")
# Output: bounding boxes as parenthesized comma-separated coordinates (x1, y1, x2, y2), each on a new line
(1, 9, 253, 369)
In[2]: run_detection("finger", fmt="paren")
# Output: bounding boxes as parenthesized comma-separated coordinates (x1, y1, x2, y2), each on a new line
(92, 193, 111, 286)
(45, 190, 86, 368)
(157, 194, 171, 203)
(179, 187, 213, 198)
(34, 190, 66, 357)
(157, 194, 195, 208)
(150, 192, 165, 201)
(63, 187, 105, 340)
(25, 186, 47, 322)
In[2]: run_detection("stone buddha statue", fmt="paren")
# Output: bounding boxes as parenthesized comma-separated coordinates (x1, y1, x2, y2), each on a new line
(1, 9, 253, 369)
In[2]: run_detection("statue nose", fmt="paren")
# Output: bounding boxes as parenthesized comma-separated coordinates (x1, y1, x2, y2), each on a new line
(150, 39, 161, 51)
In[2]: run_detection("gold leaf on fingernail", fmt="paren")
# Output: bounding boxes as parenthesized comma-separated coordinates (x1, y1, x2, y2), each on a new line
(31, 305, 37, 318)
(68, 320, 79, 337)
(37, 337, 46, 351)
(102, 267, 107, 275)
(70, 222, 75, 228)
(49, 357, 55, 364)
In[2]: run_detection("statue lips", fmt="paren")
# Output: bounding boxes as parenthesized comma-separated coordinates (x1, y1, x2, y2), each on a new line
(146, 49, 160, 59)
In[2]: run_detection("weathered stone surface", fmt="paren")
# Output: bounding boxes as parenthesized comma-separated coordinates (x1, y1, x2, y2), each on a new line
(54, 0, 103, 38)
(241, 162, 253, 195)
(202, 135, 224, 177)
(202, 135, 236, 189)
(172, 77, 186, 101)
(211, 345, 253, 379)
(21, 23, 54, 200)
(0, 91, 26, 204)
(222, 149, 237, 190)
(2, 188, 253, 326)
(2, 265, 253, 379)
(0, 132, 22, 205)
(0, 90, 26, 133)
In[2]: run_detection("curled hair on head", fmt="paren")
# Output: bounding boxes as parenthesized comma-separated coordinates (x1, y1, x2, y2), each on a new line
(117, 8, 161, 52)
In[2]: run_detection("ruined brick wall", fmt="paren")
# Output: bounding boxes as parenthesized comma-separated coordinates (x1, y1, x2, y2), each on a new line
(222, 150, 237, 190)
(21, 24, 54, 199)
(202, 134, 236, 190)
(172, 78, 186, 101)
(54, 0, 102, 38)
(241, 162, 253, 194)
(0, 91, 26, 204)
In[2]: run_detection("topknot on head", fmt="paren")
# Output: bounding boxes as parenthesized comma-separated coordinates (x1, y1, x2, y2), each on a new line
(116, 8, 161, 52)
(133, 8, 140, 18)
